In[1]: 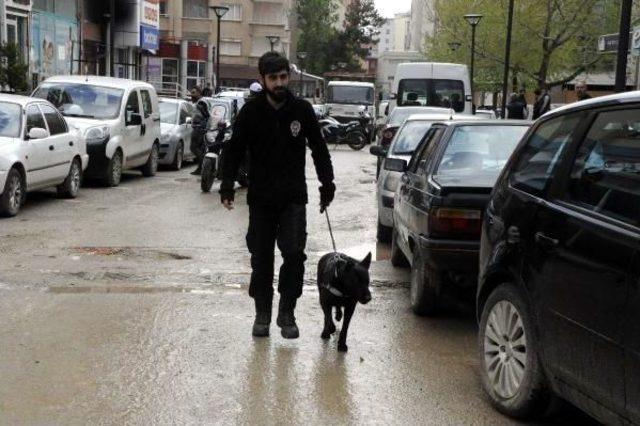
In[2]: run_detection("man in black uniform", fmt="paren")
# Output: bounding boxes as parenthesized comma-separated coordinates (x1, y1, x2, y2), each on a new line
(220, 52, 335, 339)
(190, 86, 210, 175)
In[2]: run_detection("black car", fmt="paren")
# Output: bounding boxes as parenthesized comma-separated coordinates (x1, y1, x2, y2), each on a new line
(392, 120, 530, 315)
(477, 92, 640, 424)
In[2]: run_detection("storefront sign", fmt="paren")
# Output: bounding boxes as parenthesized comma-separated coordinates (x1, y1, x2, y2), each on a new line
(140, 0, 159, 50)
(31, 12, 78, 77)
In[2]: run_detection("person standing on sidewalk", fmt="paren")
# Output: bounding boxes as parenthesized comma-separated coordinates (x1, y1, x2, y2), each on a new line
(532, 88, 551, 120)
(506, 93, 527, 120)
(576, 82, 592, 101)
(190, 86, 210, 175)
(219, 52, 335, 339)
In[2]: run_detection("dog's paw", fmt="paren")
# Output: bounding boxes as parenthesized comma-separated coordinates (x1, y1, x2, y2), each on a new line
(321, 331, 331, 339)
(337, 342, 348, 352)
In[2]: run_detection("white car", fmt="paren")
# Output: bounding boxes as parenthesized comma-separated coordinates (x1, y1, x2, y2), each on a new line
(0, 94, 88, 217)
(371, 112, 483, 242)
(33, 76, 161, 187)
(158, 98, 195, 169)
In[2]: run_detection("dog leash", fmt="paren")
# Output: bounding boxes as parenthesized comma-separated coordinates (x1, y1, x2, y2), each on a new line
(324, 208, 337, 253)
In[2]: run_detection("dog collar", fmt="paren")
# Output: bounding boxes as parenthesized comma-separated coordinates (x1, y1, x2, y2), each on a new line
(322, 282, 346, 298)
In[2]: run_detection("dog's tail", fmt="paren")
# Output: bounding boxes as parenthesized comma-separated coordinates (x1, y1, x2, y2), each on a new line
(335, 306, 343, 322)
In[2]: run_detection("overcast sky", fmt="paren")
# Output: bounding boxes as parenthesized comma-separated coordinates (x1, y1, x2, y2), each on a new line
(374, 0, 412, 18)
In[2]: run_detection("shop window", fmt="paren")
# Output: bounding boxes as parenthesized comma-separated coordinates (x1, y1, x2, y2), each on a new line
(162, 58, 179, 90)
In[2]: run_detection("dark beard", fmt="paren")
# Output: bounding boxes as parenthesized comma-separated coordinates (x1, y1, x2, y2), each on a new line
(266, 86, 289, 103)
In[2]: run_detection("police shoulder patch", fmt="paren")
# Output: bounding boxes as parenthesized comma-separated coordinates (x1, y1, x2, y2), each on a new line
(290, 120, 301, 137)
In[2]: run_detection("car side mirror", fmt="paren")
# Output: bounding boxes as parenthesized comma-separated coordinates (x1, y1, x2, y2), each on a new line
(127, 113, 142, 126)
(27, 127, 48, 140)
(369, 145, 387, 157)
(384, 158, 407, 172)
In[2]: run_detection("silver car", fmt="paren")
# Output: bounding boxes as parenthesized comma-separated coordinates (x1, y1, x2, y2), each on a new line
(373, 113, 483, 242)
(158, 98, 195, 169)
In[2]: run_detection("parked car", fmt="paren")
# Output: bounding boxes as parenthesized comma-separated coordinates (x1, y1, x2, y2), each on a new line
(215, 91, 247, 111)
(392, 120, 530, 315)
(158, 98, 195, 170)
(0, 95, 88, 217)
(370, 112, 482, 242)
(33, 76, 161, 186)
(477, 92, 640, 424)
(474, 108, 497, 119)
(374, 106, 452, 177)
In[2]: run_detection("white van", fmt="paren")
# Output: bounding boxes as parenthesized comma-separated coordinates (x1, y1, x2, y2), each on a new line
(33, 76, 161, 187)
(325, 81, 376, 121)
(390, 63, 472, 115)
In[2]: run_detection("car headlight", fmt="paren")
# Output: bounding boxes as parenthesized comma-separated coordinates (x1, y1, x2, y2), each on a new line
(383, 172, 401, 192)
(84, 126, 110, 144)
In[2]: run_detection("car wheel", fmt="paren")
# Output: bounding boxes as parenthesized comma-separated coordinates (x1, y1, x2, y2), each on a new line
(200, 157, 215, 192)
(142, 143, 159, 177)
(0, 168, 23, 217)
(377, 218, 392, 243)
(57, 158, 82, 199)
(479, 283, 553, 419)
(410, 250, 441, 316)
(390, 228, 409, 268)
(104, 149, 123, 187)
(171, 142, 184, 171)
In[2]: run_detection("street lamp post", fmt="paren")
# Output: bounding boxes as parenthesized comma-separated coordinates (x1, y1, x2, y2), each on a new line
(267, 35, 280, 52)
(501, 0, 514, 119)
(297, 51, 307, 97)
(464, 13, 483, 114)
(210, 5, 229, 94)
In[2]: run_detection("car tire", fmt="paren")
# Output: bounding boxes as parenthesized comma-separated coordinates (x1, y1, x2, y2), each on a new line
(141, 143, 159, 177)
(0, 168, 24, 217)
(171, 142, 184, 171)
(104, 149, 123, 187)
(478, 283, 554, 419)
(200, 156, 215, 193)
(57, 158, 82, 199)
(410, 250, 441, 316)
(390, 228, 409, 268)
(377, 219, 392, 243)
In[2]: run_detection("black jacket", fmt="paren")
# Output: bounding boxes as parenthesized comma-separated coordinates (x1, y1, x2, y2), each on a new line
(532, 93, 551, 119)
(220, 91, 334, 206)
(506, 100, 527, 119)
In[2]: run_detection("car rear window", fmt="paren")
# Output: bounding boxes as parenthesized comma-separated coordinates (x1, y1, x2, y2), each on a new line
(392, 121, 436, 155)
(434, 125, 529, 187)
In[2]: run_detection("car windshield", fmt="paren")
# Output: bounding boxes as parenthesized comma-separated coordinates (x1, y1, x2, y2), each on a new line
(392, 121, 436, 155)
(0, 102, 21, 137)
(33, 83, 124, 119)
(435, 125, 529, 186)
(328, 86, 374, 105)
(159, 102, 178, 124)
(389, 108, 446, 126)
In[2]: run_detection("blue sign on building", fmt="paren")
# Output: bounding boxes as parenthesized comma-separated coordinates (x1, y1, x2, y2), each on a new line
(140, 25, 159, 51)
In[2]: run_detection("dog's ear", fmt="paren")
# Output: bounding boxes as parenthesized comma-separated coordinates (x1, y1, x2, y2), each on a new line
(360, 252, 372, 270)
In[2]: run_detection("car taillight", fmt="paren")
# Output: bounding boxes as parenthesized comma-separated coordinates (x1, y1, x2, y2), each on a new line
(430, 208, 482, 237)
(383, 130, 394, 139)
(381, 128, 397, 147)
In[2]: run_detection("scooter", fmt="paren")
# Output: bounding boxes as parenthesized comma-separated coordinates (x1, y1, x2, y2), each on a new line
(200, 121, 249, 192)
(319, 113, 367, 151)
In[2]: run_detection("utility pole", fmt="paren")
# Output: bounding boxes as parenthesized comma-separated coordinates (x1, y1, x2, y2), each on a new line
(501, 0, 514, 119)
(109, 0, 115, 77)
(615, 0, 632, 92)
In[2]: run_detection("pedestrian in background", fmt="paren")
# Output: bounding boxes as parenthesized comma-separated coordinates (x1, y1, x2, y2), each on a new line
(506, 93, 527, 120)
(220, 52, 335, 339)
(576, 82, 592, 101)
(532, 88, 551, 120)
(202, 83, 213, 97)
(190, 86, 210, 175)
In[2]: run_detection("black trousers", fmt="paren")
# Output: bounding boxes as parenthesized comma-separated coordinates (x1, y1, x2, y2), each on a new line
(191, 129, 205, 166)
(246, 203, 307, 302)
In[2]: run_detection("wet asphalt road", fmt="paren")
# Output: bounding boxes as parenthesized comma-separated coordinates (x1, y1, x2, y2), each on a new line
(0, 148, 595, 425)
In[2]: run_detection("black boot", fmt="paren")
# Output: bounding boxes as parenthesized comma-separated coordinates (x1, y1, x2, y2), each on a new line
(276, 298, 299, 339)
(252, 297, 272, 337)
(190, 167, 202, 176)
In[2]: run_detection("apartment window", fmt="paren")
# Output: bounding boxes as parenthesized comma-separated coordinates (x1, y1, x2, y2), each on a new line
(252, 2, 284, 25)
(187, 60, 206, 90)
(251, 37, 271, 57)
(221, 4, 242, 21)
(161, 58, 179, 90)
(220, 40, 242, 56)
(183, 0, 208, 18)
(159, 1, 167, 15)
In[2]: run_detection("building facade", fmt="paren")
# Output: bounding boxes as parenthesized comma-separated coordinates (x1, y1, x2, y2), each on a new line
(152, 0, 294, 93)
(376, 50, 424, 95)
(408, 0, 436, 53)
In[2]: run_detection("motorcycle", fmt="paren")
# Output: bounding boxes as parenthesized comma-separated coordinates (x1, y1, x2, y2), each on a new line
(319, 112, 368, 151)
(200, 121, 249, 192)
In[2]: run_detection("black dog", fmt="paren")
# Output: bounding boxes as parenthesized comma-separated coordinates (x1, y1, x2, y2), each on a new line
(317, 252, 372, 352)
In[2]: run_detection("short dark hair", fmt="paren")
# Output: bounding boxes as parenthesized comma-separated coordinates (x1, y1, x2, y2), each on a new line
(191, 85, 202, 94)
(258, 52, 290, 76)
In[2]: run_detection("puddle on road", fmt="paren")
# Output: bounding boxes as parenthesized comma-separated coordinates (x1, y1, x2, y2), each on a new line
(47, 283, 245, 295)
(70, 247, 192, 260)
